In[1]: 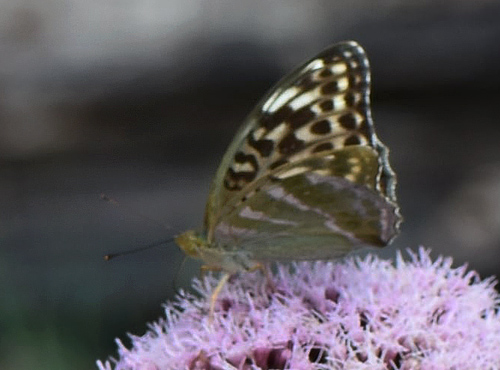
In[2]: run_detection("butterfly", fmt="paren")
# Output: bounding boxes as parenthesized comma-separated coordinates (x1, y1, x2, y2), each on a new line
(175, 41, 401, 306)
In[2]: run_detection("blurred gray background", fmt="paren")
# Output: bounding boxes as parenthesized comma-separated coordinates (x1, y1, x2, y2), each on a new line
(1, 1, 499, 369)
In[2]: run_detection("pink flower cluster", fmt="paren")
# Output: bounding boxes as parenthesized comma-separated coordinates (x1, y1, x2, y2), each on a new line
(98, 248, 500, 370)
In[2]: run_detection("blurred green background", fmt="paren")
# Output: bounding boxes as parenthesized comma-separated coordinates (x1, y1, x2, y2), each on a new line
(1, 1, 500, 369)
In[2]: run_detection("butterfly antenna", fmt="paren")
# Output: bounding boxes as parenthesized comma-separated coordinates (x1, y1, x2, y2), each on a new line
(104, 238, 175, 261)
(100, 193, 174, 231)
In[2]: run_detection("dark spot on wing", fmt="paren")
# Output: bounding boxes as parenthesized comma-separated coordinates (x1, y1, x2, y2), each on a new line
(260, 105, 294, 130)
(224, 178, 242, 191)
(344, 135, 361, 146)
(319, 100, 333, 112)
(349, 74, 368, 89)
(248, 136, 274, 157)
(338, 113, 357, 130)
(227, 167, 256, 183)
(224, 154, 259, 192)
(278, 133, 305, 155)
(319, 68, 332, 78)
(321, 81, 340, 95)
(234, 151, 259, 171)
(344, 92, 356, 107)
(310, 120, 331, 134)
(288, 106, 316, 129)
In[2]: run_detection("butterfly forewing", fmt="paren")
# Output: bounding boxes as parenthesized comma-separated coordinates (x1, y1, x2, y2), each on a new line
(203, 41, 400, 260)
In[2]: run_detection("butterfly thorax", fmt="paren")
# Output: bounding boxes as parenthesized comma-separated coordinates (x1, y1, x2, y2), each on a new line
(175, 230, 258, 273)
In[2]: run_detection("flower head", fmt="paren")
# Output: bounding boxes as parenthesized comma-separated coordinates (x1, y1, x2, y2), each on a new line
(98, 248, 500, 369)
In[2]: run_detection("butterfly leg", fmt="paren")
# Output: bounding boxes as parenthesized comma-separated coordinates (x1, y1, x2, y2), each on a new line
(206, 264, 273, 323)
(208, 272, 231, 323)
(200, 265, 228, 323)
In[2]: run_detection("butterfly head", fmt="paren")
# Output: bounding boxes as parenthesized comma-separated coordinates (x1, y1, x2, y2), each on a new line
(175, 230, 206, 259)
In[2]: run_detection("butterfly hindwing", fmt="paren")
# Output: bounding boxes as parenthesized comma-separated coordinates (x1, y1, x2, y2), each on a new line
(210, 145, 399, 260)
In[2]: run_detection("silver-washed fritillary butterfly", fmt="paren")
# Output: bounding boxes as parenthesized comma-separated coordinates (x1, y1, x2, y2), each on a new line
(175, 41, 401, 304)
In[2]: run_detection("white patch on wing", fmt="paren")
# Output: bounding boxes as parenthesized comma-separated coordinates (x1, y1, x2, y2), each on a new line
(304, 59, 325, 72)
(213, 222, 258, 247)
(295, 125, 318, 141)
(305, 172, 344, 187)
(239, 206, 298, 226)
(231, 162, 255, 172)
(348, 157, 360, 165)
(312, 169, 330, 176)
(252, 127, 266, 140)
(310, 103, 322, 115)
(275, 166, 309, 179)
(332, 136, 348, 148)
(289, 88, 321, 110)
(337, 77, 349, 91)
(331, 62, 347, 74)
(266, 180, 362, 245)
(356, 136, 369, 145)
(324, 219, 344, 232)
(263, 87, 300, 113)
(265, 122, 288, 141)
(333, 95, 346, 110)
(344, 173, 357, 182)
(266, 186, 310, 211)
(351, 165, 361, 174)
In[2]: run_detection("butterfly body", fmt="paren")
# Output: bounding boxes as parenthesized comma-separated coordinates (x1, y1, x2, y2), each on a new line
(175, 230, 258, 273)
(175, 41, 401, 274)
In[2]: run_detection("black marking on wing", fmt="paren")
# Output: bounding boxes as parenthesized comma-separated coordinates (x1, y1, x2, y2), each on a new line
(310, 120, 331, 135)
(260, 105, 294, 131)
(278, 133, 306, 155)
(247, 136, 274, 157)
